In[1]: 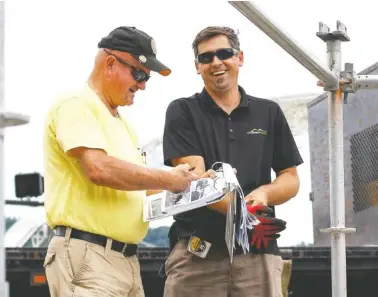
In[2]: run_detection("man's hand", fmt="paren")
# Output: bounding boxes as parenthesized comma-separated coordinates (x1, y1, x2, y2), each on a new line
(245, 188, 269, 207)
(200, 168, 237, 179)
(167, 164, 198, 193)
(200, 169, 217, 179)
(247, 204, 287, 250)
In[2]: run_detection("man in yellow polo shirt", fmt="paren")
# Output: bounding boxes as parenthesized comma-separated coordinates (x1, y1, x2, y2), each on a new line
(42, 26, 197, 297)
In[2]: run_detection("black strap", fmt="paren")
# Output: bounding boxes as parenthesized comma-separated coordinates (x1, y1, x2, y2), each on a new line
(54, 226, 138, 257)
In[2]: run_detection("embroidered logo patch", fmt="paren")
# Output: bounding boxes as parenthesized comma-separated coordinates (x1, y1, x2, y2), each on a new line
(246, 128, 268, 135)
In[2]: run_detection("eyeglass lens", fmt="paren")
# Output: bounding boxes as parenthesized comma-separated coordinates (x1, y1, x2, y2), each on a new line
(197, 48, 237, 64)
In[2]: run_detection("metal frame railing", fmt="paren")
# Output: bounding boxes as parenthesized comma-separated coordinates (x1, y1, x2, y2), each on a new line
(1, 2, 378, 297)
(228, 2, 378, 297)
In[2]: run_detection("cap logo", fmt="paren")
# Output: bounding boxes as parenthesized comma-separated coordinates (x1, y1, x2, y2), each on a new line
(151, 39, 157, 55)
(139, 55, 147, 63)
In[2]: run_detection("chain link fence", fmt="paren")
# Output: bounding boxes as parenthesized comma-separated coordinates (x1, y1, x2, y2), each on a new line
(351, 123, 378, 213)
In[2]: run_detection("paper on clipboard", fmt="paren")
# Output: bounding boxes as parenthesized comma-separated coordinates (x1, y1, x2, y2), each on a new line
(142, 162, 259, 257)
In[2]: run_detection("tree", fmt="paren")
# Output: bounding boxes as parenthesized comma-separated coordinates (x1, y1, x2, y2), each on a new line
(296, 241, 314, 247)
(143, 226, 170, 247)
(5, 217, 18, 232)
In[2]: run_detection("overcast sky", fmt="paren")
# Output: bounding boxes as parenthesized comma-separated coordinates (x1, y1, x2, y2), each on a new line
(3, 0, 378, 246)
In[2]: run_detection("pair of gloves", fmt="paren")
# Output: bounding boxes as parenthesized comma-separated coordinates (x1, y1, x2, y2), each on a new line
(246, 204, 287, 250)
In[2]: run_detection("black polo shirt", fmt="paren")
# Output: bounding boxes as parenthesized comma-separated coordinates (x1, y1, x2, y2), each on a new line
(163, 86, 303, 254)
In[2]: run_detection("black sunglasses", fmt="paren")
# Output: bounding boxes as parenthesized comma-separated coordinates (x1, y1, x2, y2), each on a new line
(103, 49, 150, 83)
(197, 48, 239, 64)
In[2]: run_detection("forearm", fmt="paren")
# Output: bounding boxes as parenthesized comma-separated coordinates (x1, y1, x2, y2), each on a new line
(86, 155, 172, 191)
(258, 170, 300, 205)
(208, 196, 230, 215)
(192, 168, 229, 215)
(147, 190, 163, 196)
(172, 156, 228, 215)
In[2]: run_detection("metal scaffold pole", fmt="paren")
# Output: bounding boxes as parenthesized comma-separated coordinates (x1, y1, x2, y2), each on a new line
(228, 1, 378, 297)
(228, 1, 338, 89)
(320, 29, 348, 297)
(0, 2, 29, 296)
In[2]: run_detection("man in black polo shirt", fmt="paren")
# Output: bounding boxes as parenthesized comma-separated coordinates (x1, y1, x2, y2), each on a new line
(162, 26, 303, 297)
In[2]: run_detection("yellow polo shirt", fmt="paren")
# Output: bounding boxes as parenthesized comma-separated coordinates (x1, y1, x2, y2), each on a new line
(43, 83, 149, 244)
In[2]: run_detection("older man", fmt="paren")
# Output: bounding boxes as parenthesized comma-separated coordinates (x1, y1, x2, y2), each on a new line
(43, 26, 196, 297)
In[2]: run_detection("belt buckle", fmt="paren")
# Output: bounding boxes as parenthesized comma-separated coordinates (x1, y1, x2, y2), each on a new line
(121, 243, 128, 256)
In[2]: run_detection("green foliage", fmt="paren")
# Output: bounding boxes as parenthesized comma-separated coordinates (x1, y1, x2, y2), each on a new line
(5, 217, 18, 232)
(143, 226, 170, 247)
(3, 217, 170, 248)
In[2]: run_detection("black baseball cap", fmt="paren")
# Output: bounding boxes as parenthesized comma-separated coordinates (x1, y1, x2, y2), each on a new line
(98, 26, 171, 76)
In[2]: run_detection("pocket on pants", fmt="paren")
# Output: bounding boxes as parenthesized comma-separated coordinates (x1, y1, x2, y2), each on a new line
(65, 241, 92, 282)
(165, 239, 185, 275)
(43, 250, 56, 268)
(273, 255, 284, 297)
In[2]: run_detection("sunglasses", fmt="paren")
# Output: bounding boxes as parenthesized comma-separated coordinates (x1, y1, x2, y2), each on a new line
(103, 49, 150, 83)
(197, 48, 239, 64)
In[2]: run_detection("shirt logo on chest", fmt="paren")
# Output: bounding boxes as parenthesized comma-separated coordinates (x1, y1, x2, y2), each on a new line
(246, 128, 268, 135)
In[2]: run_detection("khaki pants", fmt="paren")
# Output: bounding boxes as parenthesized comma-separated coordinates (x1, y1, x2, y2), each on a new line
(164, 239, 283, 297)
(44, 229, 144, 297)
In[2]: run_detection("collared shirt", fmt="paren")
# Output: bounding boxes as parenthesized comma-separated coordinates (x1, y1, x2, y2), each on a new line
(163, 86, 303, 253)
(43, 83, 149, 244)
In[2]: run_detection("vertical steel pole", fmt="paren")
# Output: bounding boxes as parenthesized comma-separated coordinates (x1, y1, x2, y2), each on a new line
(0, 127, 7, 297)
(327, 39, 347, 297)
(0, 1, 8, 296)
(317, 22, 355, 297)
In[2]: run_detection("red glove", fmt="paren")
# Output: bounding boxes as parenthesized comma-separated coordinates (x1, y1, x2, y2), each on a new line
(247, 204, 287, 250)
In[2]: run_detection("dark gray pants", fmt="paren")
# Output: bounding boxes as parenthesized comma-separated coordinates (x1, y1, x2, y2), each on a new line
(164, 239, 283, 297)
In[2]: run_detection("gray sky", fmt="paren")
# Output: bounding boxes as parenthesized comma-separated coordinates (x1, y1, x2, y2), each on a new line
(3, 0, 378, 246)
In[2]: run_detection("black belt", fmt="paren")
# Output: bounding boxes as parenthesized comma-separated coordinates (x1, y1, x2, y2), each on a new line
(54, 226, 138, 257)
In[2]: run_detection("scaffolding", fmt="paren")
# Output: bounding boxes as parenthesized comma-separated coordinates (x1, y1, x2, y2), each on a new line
(228, 2, 378, 297)
(0, 2, 377, 297)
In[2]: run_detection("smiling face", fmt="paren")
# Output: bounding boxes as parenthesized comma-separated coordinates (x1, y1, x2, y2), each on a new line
(102, 49, 151, 107)
(195, 35, 244, 94)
